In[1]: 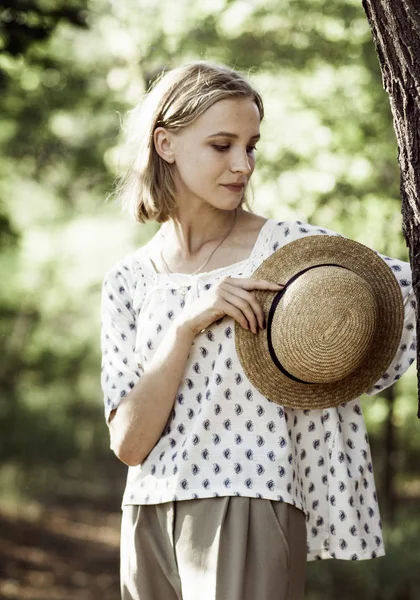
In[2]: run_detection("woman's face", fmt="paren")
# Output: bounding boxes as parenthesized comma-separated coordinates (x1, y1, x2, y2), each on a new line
(163, 97, 261, 211)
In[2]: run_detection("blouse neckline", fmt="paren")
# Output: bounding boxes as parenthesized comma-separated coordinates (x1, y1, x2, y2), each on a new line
(140, 218, 274, 280)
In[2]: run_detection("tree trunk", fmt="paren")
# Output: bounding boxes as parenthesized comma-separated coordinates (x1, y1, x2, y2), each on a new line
(361, 0, 420, 415)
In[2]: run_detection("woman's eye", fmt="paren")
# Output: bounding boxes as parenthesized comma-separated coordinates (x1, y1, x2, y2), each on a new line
(212, 144, 258, 154)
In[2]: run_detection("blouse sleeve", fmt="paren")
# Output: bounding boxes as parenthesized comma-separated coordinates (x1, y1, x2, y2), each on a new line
(268, 220, 341, 255)
(100, 261, 144, 423)
(269, 220, 417, 395)
(364, 255, 416, 396)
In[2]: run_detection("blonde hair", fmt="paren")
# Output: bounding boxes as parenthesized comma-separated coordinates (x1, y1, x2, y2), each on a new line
(116, 61, 264, 223)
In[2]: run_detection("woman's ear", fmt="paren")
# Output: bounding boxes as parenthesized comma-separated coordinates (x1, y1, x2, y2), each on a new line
(154, 127, 175, 164)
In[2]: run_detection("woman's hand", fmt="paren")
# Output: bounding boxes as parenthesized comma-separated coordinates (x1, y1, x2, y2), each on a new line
(179, 277, 284, 336)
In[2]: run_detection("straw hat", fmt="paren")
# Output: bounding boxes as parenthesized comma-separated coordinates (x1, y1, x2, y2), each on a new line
(235, 235, 404, 410)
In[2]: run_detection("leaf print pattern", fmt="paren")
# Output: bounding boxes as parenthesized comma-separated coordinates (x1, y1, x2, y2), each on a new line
(100, 219, 416, 562)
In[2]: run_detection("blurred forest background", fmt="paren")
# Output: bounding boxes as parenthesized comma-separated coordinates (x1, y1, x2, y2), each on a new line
(0, 0, 419, 599)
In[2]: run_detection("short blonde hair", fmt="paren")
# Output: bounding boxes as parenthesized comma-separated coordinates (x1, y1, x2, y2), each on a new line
(116, 61, 264, 223)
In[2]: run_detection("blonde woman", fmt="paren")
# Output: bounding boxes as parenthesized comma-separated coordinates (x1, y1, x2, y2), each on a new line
(100, 61, 416, 600)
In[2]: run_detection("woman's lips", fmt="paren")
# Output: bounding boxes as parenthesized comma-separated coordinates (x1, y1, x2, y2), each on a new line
(222, 184, 245, 192)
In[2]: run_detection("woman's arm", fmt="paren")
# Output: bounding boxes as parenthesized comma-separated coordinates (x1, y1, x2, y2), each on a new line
(102, 264, 281, 466)
(108, 318, 195, 467)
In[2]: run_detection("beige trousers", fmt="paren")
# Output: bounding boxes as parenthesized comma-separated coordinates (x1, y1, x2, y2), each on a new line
(120, 497, 307, 600)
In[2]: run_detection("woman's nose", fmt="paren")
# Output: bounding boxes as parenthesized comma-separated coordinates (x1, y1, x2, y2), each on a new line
(230, 150, 252, 174)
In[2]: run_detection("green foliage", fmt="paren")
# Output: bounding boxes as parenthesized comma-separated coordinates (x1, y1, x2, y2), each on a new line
(0, 0, 88, 58)
(0, 1, 418, 598)
(307, 504, 420, 599)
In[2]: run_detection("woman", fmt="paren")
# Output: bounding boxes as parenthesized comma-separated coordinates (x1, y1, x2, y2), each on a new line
(100, 61, 416, 600)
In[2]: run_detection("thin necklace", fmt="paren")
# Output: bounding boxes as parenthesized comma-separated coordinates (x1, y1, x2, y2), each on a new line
(159, 209, 238, 275)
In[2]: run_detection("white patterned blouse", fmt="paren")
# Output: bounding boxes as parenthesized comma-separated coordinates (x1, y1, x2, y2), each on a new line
(100, 218, 416, 561)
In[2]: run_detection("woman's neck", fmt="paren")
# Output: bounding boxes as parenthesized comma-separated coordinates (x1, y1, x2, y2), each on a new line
(160, 207, 241, 259)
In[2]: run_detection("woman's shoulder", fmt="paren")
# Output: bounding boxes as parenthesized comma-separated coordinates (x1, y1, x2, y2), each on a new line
(102, 243, 155, 290)
(268, 219, 340, 248)
(235, 214, 339, 261)
(240, 211, 269, 231)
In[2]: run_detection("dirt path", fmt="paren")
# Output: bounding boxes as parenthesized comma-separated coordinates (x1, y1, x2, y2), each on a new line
(0, 502, 121, 600)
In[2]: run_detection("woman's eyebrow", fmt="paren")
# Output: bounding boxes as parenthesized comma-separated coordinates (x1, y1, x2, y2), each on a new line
(206, 132, 261, 141)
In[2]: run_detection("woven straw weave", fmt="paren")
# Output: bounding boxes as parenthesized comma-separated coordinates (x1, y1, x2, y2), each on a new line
(235, 235, 404, 409)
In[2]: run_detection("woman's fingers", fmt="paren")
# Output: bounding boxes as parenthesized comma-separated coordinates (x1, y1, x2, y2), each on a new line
(222, 289, 259, 333)
(219, 298, 251, 331)
(224, 277, 284, 291)
(220, 278, 284, 332)
(223, 287, 264, 330)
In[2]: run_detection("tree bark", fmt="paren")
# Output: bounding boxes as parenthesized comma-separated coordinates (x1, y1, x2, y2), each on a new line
(361, 0, 420, 415)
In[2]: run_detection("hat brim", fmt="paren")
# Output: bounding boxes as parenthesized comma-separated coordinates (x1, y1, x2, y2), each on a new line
(235, 235, 404, 410)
